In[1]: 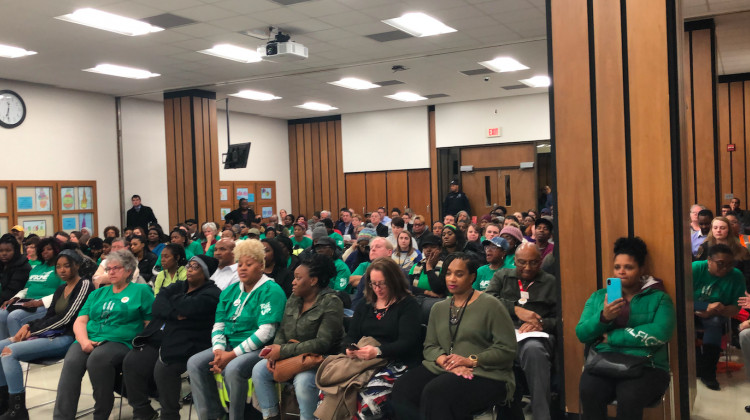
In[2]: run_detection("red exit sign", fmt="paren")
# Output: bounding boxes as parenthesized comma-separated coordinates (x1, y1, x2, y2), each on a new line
(728, 144, 736, 152)
(487, 127, 501, 137)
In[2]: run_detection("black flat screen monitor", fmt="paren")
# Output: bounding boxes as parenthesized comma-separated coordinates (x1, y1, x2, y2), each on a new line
(224, 142, 251, 169)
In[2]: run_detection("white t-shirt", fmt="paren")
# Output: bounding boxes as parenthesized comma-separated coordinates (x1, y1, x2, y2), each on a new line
(211, 263, 239, 290)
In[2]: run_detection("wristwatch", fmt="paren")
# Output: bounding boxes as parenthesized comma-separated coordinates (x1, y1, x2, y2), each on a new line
(469, 354, 478, 368)
(376, 347, 383, 357)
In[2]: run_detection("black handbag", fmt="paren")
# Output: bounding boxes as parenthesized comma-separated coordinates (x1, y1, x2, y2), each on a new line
(584, 344, 653, 379)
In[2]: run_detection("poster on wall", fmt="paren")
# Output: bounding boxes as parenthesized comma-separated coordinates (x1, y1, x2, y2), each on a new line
(79, 213, 93, 231)
(61, 188, 76, 210)
(219, 188, 228, 201)
(236, 188, 248, 201)
(77, 187, 92, 209)
(220, 208, 231, 219)
(35, 188, 51, 211)
(17, 196, 33, 210)
(23, 220, 46, 237)
(260, 188, 272, 200)
(262, 206, 273, 218)
(62, 216, 77, 230)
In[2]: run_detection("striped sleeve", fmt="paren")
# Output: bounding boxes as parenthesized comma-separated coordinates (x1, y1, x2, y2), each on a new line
(232, 323, 277, 356)
(212, 322, 227, 351)
(29, 280, 93, 336)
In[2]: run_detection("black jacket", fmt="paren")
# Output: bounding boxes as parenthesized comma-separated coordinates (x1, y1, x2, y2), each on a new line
(269, 265, 294, 298)
(0, 254, 30, 303)
(28, 279, 94, 337)
(126, 205, 158, 230)
(442, 191, 471, 218)
(375, 223, 389, 238)
(135, 280, 221, 364)
(224, 208, 259, 225)
(138, 251, 158, 284)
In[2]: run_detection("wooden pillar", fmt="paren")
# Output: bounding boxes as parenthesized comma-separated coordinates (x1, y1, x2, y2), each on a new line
(549, 0, 693, 418)
(163, 89, 221, 228)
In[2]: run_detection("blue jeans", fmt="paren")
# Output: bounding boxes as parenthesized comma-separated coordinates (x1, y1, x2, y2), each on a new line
(0, 335, 74, 393)
(0, 307, 47, 339)
(699, 315, 726, 346)
(252, 359, 318, 420)
(186, 348, 261, 420)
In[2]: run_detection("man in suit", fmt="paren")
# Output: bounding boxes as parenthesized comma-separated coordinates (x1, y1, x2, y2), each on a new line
(126, 195, 158, 230)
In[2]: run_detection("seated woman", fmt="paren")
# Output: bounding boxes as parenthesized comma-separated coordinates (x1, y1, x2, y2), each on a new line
(392, 231, 422, 275)
(146, 226, 168, 262)
(0, 250, 93, 419)
(129, 235, 158, 285)
(54, 250, 154, 420)
(123, 255, 221, 420)
(440, 225, 465, 259)
(291, 222, 313, 256)
(318, 257, 421, 420)
(408, 234, 445, 298)
(21, 236, 40, 268)
(202, 222, 219, 257)
(0, 237, 61, 339)
(392, 253, 517, 420)
(186, 239, 286, 420)
(261, 238, 294, 297)
(153, 244, 188, 295)
(252, 253, 344, 420)
(694, 216, 750, 287)
(576, 237, 675, 419)
(155, 229, 196, 270)
(0, 234, 32, 335)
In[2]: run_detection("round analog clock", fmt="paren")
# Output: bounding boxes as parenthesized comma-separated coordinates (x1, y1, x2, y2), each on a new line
(0, 90, 26, 129)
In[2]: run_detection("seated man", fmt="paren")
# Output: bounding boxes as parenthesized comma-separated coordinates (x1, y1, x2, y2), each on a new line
(485, 243, 558, 420)
(694, 244, 745, 390)
(349, 237, 394, 310)
(473, 237, 509, 291)
(92, 237, 140, 288)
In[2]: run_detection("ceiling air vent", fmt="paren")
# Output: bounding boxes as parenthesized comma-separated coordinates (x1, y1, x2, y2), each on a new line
(502, 84, 530, 90)
(142, 13, 197, 29)
(459, 68, 494, 76)
(366, 31, 414, 42)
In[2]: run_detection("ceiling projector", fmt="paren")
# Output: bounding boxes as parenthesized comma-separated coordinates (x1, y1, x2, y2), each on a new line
(260, 31, 308, 62)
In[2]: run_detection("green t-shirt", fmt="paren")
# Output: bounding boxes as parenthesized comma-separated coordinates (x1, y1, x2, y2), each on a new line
(473, 264, 499, 291)
(331, 259, 353, 292)
(79, 282, 154, 348)
(502, 252, 516, 269)
(353, 262, 370, 276)
(212, 277, 287, 354)
(28, 260, 42, 268)
(187, 241, 204, 256)
(329, 232, 345, 249)
(692, 260, 746, 306)
(408, 263, 442, 291)
(291, 237, 313, 250)
(26, 263, 63, 300)
(206, 243, 216, 257)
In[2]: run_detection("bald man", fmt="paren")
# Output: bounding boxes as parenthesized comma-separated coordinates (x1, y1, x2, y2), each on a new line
(486, 242, 558, 420)
(210, 239, 238, 290)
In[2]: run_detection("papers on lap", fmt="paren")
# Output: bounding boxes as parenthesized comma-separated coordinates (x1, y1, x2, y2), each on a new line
(515, 329, 550, 342)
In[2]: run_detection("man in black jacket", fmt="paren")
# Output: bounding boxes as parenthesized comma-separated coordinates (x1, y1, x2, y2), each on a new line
(224, 199, 260, 227)
(442, 180, 470, 219)
(126, 195, 158, 230)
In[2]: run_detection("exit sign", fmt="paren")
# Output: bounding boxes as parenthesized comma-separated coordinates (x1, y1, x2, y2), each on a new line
(728, 144, 736, 152)
(487, 127, 501, 137)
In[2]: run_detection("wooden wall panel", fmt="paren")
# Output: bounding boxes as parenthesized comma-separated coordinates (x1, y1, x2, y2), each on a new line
(325, 122, 338, 215)
(460, 144, 534, 168)
(335, 121, 347, 211)
(551, 0, 596, 413)
(730, 82, 747, 206)
(318, 123, 331, 213)
(288, 126, 299, 216)
(718, 84, 732, 200)
(365, 172, 387, 212)
(408, 169, 432, 223)
(193, 99, 207, 225)
(386, 171, 409, 213)
(295, 125, 307, 218)
(683, 31, 696, 207)
(345, 173, 366, 216)
(303, 124, 314, 219)
(691, 29, 717, 212)
(746, 81, 750, 204)
(180, 97, 195, 224)
(429, 110, 440, 223)
(593, 0, 628, 277)
(208, 100, 220, 223)
(310, 123, 322, 213)
(164, 99, 178, 228)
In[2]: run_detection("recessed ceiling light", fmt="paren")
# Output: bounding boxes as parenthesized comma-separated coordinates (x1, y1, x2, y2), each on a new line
(229, 90, 281, 101)
(520, 76, 551, 87)
(382, 12, 456, 37)
(295, 102, 338, 112)
(329, 78, 380, 90)
(83, 64, 160, 79)
(56, 8, 164, 36)
(385, 91, 427, 102)
(478, 57, 529, 73)
(199, 44, 263, 63)
(0, 44, 37, 58)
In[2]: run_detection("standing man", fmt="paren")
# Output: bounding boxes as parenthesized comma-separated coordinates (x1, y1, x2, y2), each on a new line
(126, 195, 158, 230)
(442, 180, 470, 219)
(224, 198, 260, 227)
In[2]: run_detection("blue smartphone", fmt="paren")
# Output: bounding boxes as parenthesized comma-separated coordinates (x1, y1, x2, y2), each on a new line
(606, 278, 622, 303)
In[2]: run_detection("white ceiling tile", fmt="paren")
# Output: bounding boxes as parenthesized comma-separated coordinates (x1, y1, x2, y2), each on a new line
(287, 0, 353, 18)
(342, 21, 393, 36)
(492, 7, 545, 24)
(173, 5, 238, 21)
(318, 10, 376, 26)
(280, 19, 335, 34)
(304, 28, 358, 41)
(150, 30, 195, 44)
(476, 1, 535, 15)
(250, 7, 311, 25)
(448, 15, 500, 31)
(102, 1, 166, 18)
(209, 16, 267, 31)
(213, 0, 281, 14)
(134, 0, 205, 12)
(170, 22, 229, 37)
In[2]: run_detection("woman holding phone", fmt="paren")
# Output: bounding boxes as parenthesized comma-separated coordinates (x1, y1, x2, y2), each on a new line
(576, 237, 675, 420)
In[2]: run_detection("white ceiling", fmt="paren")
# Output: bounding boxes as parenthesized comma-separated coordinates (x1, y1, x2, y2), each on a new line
(1, 0, 748, 120)
(0, 0, 548, 119)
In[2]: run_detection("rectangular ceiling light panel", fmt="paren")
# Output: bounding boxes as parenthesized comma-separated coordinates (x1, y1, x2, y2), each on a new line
(520, 76, 551, 87)
(199, 44, 263, 63)
(56, 8, 164, 36)
(386, 91, 427, 102)
(295, 102, 338, 111)
(382, 13, 456, 37)
(329, 78, 380, 90)
(0, 44, 37, 58)
(478, 57, 529, 72)
(83, 64, 160, 79)
(230, 90, 281, 101)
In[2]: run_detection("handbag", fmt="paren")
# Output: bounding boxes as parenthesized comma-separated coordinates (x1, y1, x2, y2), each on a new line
(267, 340, 323, 383)
(584, 343, 653, 379)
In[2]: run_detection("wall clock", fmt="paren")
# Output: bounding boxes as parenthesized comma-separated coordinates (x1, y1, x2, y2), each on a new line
(0, 90, 26, 129)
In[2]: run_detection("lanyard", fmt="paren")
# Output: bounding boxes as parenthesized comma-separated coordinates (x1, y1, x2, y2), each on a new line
(517, 279, 533, 305)
(231, 289, 252, 322)
(448, 290, 474, 354)
(517, 279, 534, 292)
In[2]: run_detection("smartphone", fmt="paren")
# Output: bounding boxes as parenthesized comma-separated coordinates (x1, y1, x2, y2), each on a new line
(259, 347, 271, 357)
(346, 344, 360, 351)
(606, 278, 622, 303)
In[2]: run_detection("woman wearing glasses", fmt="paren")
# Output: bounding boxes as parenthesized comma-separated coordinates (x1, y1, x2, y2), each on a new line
(54, 250, 154, 420)
(317, 258, 421, 420)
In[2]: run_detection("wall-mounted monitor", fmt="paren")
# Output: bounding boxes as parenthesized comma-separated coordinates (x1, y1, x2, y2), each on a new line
(223, 142, 251, 169)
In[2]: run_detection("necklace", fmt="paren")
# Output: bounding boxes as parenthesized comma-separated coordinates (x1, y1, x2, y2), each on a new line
(448, 290, 474, 353)
(373, 298, 394, 320)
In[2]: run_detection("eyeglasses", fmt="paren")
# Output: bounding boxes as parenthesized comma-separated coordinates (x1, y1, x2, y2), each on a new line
(105, 265, 124, 273)
(186, 262, 202, 270)
(515, 259, 541, 268)
(370, 281, 387, 289)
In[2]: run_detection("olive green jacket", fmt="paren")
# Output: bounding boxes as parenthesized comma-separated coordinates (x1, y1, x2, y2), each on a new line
(274, 288, 345, 359)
